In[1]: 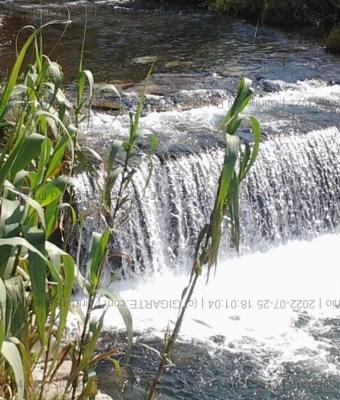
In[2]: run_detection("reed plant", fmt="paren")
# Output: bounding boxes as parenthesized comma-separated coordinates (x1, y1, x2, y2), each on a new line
(146, 77, 261, 399)
(0, 18, 260, 400)
(0, 21, 141, 400)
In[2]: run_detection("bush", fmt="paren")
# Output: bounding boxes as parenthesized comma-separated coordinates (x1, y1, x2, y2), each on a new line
(0, 22, 138, 400)
(326, 27, 340, 53)
(206, 0, 339, 27)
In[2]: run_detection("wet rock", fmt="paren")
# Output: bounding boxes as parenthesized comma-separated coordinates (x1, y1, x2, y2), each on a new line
(260, 79, 281, 93)
(96, 393, 114, 400)
(210, 335, 226, 344)
(132, 55, 158, 64)
(164, 60, 194, 69)
(167, 143, 195, 156)
(327, 80, 340, 86)
(0, 40, 11, 48)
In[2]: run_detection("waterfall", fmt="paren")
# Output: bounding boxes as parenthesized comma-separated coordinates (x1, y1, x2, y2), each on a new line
(75, 126, 340, 275)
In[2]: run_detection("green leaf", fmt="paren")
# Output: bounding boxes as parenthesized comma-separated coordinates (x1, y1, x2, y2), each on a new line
(25, 228, 47, 344)
(4, 182, 46, 229)
(0, 27, 38, 123)
(150, 134, 158, 152)
(0, 340, 25, 400)
(78, 376, 98, 400)
(45, 199, 59, 238)
(0, 238, 61, 283)
(30, 138, 52, 187)
(33, 110, 75, 167)
(0, 198, 22, 277)
(0, 278, 6, 349)
(86, 230, 111, 291)
(239, 116, 261, 181)
(10, 134, 47, 181)
(45, 134, 70, 178)
(78, 314, 105, 372)
(209, 134, 239, 268)
(227, 175, 240, 251)
(0, 134, 46, 188)
(67, 315, 104, 386)
(78, 69, 94, 114)
(0, 198, 21, 238)
(220, 77, 253, 135)
(56, 254, 75, 347)
(3, 276, 26, 338)
(108, 140, 123, 166)
(104, 167, 123, 210)
(34, 175, 70, 207)
(0, 278, 6, 318)
(98, 288, 133, 349)
(45, 57, 62, 107)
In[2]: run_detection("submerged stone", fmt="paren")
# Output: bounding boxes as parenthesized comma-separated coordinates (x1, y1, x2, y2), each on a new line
(132, 56, 158, 64)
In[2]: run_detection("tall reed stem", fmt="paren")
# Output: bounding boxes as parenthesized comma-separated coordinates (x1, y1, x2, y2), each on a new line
(146, 273, 199, 400)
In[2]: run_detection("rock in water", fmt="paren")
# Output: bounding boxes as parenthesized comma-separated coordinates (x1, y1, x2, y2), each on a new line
(96, 393, 114, 400)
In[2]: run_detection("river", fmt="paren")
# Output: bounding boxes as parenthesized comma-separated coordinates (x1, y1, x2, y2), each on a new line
(1, 1, 340, 399)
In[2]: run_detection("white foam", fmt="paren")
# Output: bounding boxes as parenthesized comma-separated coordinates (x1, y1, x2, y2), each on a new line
(81, 233, 340, 380)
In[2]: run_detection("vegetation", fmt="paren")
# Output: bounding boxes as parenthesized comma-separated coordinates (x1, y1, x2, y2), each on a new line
(0, 21, 142, 400)
(146, 78, 261, 399)
(0, 18, 261, 400)
(206, 0, 340, 27)
(326, 26, 340, 53)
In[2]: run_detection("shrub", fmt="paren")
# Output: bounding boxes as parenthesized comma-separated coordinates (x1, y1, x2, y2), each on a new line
(0, 22, 140, 400)
(206, 0, 339, 27)
(326, 27, 340, 53)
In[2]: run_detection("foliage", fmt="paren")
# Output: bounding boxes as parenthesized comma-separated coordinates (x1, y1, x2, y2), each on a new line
(326, 26, 340, 53)
(146, 77, 261, 399)
(206, 0, 340, 27)
(0, 22, 141, 400)
(1, 17, 260, 400)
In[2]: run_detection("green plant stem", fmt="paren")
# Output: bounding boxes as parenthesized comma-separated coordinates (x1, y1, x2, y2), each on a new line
(69, 239, 109, 399)
(146, 272, 199, 400)
(111, 151, 130, 225)
(38, 309, 55, 400)
(70, 293, 95, 400)
(12, 245, 22, 276)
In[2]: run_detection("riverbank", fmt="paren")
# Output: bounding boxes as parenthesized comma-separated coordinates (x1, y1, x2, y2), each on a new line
(206, 0, 339, 29)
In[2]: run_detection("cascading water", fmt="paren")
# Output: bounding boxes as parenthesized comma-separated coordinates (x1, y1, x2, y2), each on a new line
(1, 0, 340, 396)
(74, 80, 340, 398)
(75, 126, 340, 274)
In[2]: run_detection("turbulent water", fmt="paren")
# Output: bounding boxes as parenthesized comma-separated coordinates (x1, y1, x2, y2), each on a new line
(94, 233, 340, 399)
(73, 81, 340, 398)
(2, 1, 340, 398)
(76, 81, 340, 274)
(77, 124, 340, 273)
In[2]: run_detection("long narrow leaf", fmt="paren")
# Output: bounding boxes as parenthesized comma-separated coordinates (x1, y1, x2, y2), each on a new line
(26, 228, 47, 344)
(98, 288, 133, 349)
(1, 340, 24, 400)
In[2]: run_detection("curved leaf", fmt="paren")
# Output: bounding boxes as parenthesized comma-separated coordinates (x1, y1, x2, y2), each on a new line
(97, 288, 133, 349)
(26, 228, 47, 344)
(1, 340, 24, 400)
(86, 230, 111, 291)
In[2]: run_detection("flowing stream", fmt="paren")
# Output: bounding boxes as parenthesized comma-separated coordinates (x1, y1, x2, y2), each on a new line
(1, 1, 340, 398)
